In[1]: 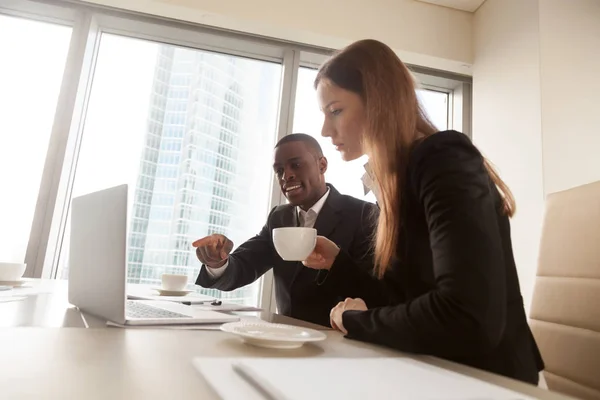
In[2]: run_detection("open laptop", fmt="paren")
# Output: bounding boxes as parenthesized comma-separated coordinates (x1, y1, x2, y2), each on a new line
(68, 184, 238, 326)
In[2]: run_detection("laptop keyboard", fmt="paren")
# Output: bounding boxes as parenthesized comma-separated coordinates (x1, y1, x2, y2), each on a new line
(126, 300, 190, 319)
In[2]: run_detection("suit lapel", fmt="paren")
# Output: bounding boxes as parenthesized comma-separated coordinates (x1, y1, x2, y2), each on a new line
(280, 205, 299, 228)
(275, 205, 303, 288)
(312, 201, 341, 238)
(314, 184, 343, 237)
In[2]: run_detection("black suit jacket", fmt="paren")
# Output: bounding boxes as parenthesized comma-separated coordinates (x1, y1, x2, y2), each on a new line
(196, 184, 386, 326)
(340, 131, 544, 385)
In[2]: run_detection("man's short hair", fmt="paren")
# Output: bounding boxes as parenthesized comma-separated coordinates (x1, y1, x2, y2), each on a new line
(275, 133, 324, 157)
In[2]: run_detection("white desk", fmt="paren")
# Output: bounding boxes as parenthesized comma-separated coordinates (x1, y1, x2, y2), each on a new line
(0, 280, 323, 329)
(0, 280, 575, 399)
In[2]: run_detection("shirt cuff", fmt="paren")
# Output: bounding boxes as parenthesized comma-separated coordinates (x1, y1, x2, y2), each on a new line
(205, 260, 229, 278)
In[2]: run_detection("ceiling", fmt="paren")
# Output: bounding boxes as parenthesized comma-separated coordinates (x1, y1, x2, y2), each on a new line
(415, 0, 487, 12)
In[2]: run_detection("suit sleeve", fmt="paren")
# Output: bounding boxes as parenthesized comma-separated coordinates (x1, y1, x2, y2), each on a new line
(316, 202, 390, 308)
(195, 208, 277, 291)
(342, 139, 507, 358)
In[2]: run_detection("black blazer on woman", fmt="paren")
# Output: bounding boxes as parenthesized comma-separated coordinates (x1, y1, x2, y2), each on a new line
(339, 130, 544, 385)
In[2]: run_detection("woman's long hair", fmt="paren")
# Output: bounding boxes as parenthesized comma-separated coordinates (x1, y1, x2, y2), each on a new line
(315, 39, 515, 278)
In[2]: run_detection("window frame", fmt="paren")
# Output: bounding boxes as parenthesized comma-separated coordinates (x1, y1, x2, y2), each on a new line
(2, 0, 471, 313)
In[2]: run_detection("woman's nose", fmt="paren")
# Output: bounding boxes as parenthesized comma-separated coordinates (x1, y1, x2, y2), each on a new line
(321, 120, 333, 138)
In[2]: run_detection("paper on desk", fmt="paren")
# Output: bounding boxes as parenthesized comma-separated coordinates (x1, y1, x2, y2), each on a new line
(193, 357, 538, 400)
(127, 284, 216, 304)
(106, 321, 223, 330)
(106, 312, 263, 330)
(191, 303, 262, 312)
(194, 358, 268, 400)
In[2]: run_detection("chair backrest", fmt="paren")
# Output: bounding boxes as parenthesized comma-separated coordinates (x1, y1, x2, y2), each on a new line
(530, 181, 600, 400)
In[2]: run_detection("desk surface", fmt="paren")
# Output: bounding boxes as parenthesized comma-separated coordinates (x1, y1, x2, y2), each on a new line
(0, 280, 573, 399)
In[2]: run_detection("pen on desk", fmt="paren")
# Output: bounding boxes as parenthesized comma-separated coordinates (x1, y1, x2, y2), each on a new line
(181, 300, 222, 306)
(232, 362, 287, 400)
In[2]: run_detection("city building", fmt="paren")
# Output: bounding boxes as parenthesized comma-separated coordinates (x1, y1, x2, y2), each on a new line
(127, 46, 278, 304)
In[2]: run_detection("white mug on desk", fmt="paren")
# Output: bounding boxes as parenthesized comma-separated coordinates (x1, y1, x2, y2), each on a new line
(161, 274, 188, 291)
(272, 227, 317, 261)
(0, 262, 26, 282)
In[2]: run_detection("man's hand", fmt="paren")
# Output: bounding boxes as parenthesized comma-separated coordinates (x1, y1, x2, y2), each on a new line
(302, 236, 340, 270)
(192, 234, 234, 269)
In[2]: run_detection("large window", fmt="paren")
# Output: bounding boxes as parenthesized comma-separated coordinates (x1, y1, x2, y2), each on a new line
(293, 67, 450, 203)
(56, 34, 281, 305)
(2, 1, 470, 309)
(0, 15, 71, 263)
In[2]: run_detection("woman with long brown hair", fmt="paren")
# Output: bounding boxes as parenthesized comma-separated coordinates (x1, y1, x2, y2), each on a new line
(302, 39, 544, 385)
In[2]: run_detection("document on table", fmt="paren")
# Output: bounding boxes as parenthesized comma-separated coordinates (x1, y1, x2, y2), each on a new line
(106, 321, 223, 330)
(193, 357, 538, 400)
(191, 303, 262, 312)
(106, 314, 264, 329)
(127, 284, 216, 304)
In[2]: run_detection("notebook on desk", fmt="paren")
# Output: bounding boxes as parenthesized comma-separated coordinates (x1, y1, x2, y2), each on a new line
(68, 184, 238, 326)
(193, 357, 537, 400)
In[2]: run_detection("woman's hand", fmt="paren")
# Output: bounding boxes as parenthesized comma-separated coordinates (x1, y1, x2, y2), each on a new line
(330, 298, 368, 334)
(302, 236, 340, 270)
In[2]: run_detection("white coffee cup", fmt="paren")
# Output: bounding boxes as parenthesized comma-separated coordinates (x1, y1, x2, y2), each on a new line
(161, 274, 188, 291)
(272, 227, 317, 261)
(0, 262, 26, 281)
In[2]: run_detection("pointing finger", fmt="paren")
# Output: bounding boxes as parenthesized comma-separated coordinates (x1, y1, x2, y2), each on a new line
(192, 236, 216, 248)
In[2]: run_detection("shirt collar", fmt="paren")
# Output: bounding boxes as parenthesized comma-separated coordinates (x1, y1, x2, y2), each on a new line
(362, 162, 381, 203)
(297, 188, 330, 217)
(362, 162, 375, 195)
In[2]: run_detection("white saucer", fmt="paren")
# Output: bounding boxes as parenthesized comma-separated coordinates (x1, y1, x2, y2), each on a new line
(220, 321, 327, 349)
(151, 287, 193, 297)
(0, 278, 29, 288)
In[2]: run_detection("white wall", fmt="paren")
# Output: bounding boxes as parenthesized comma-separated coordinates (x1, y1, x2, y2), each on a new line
(539, 0, 600, 195)
(473, 0, 545, 311)
(82, 0, 473, 74)
(473, 0, 600, 310)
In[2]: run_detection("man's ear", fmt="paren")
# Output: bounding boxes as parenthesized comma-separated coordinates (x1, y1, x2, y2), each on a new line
(318, 156, 328, 175)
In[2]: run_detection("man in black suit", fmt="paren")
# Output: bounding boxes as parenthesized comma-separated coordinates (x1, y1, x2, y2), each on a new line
(193, 133, 384, 326)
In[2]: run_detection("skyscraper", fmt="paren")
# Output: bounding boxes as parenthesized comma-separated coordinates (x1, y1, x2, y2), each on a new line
(127, 45, 279, 304)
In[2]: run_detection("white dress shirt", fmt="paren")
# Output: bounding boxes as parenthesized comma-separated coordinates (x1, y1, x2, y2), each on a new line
(206, 188, 331, 278)
(361, 162, 381, 203)
(297, 188, 329, 228)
